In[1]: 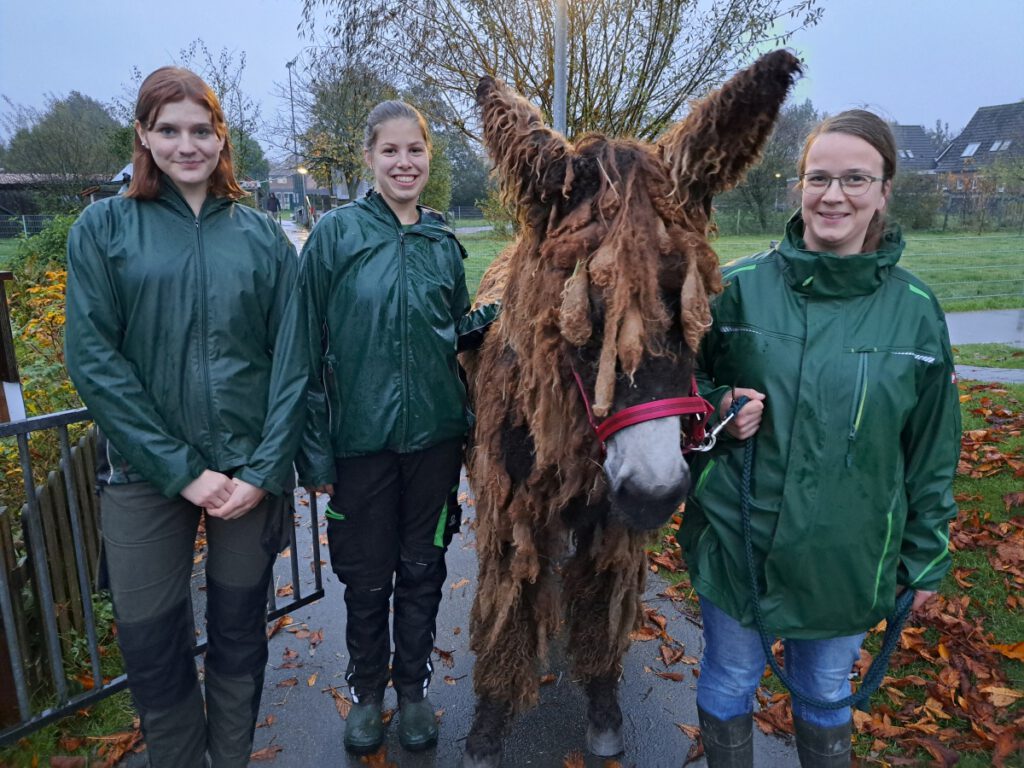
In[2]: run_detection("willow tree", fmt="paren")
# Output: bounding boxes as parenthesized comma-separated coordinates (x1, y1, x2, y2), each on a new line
(300, 0, 821, 140)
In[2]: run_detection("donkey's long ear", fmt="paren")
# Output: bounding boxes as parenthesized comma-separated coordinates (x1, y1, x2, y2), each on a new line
(658, 50, 802, 207)
(477, 76, 572, 214)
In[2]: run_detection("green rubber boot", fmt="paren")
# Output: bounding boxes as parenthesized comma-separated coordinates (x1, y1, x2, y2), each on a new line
(398, 696, 438, 752)
(344, 700, 385, 755)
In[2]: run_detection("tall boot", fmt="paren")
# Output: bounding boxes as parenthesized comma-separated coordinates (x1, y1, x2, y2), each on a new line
(205, 575, 270, 767)
(697, 707, 753, 768)
(794, 717, 852, 767)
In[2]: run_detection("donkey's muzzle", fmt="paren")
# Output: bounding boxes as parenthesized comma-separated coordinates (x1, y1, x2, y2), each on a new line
(604, 417, 690, 530)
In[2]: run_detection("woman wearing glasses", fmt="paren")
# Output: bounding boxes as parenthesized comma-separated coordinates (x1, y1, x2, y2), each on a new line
(682, 111, 960, 766)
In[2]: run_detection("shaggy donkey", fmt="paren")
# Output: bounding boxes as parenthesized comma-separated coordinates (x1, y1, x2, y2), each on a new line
(462, 50, 801, 767)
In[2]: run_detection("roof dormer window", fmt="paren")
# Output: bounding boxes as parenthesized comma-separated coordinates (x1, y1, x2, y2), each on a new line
(961, 142, 980, 157)
(989, 139, 1012, 151)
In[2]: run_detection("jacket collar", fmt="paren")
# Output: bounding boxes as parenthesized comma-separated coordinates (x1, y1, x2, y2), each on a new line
(776, 213, 905, 298)
(359, 190, 455, 242)
(158, 175, 232, 220)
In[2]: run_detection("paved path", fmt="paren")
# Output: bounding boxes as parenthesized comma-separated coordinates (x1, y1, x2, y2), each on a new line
(249, 485, 798, 768)
(946, 309, 1024, 384)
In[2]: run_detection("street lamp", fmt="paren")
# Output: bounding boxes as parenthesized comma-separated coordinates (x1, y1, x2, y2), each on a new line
(286, 56, 307, 219)
(552, 0, 568, 135)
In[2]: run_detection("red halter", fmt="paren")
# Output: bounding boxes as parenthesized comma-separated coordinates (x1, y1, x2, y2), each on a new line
(570, 367, 714, 452)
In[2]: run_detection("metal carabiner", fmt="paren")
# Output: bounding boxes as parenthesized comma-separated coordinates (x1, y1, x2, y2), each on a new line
(691, 395, 750, 452)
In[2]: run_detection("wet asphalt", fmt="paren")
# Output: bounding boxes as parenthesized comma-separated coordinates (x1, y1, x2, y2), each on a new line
(245, 485, 800, 768)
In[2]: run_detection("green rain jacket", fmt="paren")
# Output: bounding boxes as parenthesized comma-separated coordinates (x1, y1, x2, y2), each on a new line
(297, 191, 498, 486)
(682, 215, 961, 639)
(65, 179, 308, 498)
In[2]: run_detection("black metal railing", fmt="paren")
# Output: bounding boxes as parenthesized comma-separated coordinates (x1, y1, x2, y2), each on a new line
(0, 408, 324, 745)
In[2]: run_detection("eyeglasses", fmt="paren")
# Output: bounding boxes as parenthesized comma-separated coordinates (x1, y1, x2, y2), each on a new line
(799, 173, 885, 197)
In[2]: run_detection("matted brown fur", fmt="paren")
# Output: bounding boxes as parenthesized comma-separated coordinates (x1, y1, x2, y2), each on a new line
(465, 51, 802, 716)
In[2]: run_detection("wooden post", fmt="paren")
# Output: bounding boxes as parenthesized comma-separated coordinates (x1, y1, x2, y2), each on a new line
(0, 273, 26, 423)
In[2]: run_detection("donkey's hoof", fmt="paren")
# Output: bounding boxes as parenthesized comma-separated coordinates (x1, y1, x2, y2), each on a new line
(462, 750, 501, 768)
(586, 723, 624, 757)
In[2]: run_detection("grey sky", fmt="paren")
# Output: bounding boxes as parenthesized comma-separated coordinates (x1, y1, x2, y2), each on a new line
(1, 0, 1021, 158)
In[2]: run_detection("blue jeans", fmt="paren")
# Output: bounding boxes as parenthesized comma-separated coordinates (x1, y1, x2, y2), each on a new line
(696, 595, 865, 727)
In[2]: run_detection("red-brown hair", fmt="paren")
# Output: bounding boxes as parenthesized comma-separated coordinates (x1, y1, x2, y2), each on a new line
(126, 66, 244, 201)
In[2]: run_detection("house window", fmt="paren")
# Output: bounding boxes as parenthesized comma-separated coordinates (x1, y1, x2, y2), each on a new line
(961, 142, 980, 157)
(905, 149, 914, 158)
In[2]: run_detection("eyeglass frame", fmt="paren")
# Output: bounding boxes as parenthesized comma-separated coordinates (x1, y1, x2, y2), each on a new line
(798, 172, 887, 197)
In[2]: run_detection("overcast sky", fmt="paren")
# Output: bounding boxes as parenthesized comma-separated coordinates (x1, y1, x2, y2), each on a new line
(1, 0, 1021, 157)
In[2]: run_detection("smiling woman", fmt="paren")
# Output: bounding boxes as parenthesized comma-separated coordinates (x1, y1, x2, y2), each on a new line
(295, 98, 500, 757)
(64, 66, 307, 767)
(685, 109, 962, 766)
(137, 100, 225, 213)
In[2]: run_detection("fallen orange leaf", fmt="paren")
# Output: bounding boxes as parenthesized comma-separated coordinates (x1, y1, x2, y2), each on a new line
(251, 744, 283, 761)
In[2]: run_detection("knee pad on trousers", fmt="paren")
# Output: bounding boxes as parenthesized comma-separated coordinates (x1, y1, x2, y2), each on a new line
(205, 574, 270, 677)
(398, 555, 446, 587)
(116, 598, 197, 711)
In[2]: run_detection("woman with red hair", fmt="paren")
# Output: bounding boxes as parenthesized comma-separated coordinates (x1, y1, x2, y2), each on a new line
(65, 67, 307, 767)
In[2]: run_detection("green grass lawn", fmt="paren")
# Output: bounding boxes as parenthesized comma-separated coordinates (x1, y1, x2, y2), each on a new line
(464, 230, 1024, 313)
(954, 343, 1024, 369)
(0, 238, 20, 269)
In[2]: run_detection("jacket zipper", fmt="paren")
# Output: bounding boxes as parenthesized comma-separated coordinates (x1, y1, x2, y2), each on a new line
(846, 351, 869, 467)
(195, 213, 220, 465)
(398, 230, 410, 450)
(322, 322, 334, 432)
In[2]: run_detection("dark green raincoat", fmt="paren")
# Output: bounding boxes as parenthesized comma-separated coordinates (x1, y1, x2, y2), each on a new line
(297, 191, 497, 486)
(682, 215, 961, 638)
(65, 179, 307, 498)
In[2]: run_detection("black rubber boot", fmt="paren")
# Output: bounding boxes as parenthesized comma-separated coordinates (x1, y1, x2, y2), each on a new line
(794, 717, 852, 767)
(697, 707, 753, 768)
(585, 676, 624, 757)
(344, 697, 386, 755)
(398, 695, 438, 752)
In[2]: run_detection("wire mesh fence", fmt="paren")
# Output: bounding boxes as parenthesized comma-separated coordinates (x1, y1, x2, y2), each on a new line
(0, 216, 58, 240)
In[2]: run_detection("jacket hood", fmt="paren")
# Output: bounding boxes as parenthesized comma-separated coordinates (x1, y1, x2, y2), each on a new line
(777, 213, 905, 298)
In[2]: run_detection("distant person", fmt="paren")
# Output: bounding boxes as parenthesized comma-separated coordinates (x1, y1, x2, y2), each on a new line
(65, 66, 307, 767)
(684, 110, 961, 766)
(266, 191, 280, 221)
(297, 100, 498, 756)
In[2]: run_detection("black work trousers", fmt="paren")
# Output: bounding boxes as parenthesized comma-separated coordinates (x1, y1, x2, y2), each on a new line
(325, 438, 463, 704)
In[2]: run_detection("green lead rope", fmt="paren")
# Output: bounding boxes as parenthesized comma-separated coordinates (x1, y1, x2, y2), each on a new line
(732, 396, 915, 712)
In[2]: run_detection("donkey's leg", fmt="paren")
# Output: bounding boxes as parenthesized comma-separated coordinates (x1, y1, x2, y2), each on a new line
(464, 572, 550, 768)
(564, 527, 646, 757)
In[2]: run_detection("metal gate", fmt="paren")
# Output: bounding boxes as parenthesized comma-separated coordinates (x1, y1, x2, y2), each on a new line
(0, 408, 325, 745)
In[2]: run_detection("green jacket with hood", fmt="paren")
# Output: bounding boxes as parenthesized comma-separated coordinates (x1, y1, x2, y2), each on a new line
(65, 179, 308, 498)
(297, 191, 498, 486)
(682, 215, 961, 638)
